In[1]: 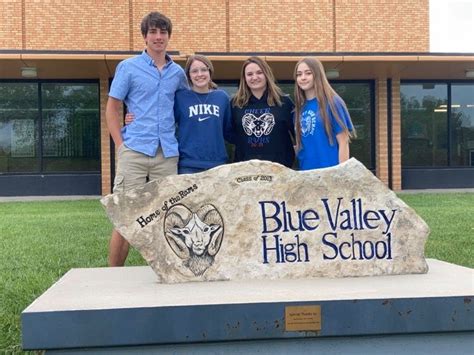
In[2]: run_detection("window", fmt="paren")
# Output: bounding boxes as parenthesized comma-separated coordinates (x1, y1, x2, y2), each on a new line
(332, 82, 374, 170)
(0, 83, 39, 172)
(401, 82, 474, 167)
(0, 81, 100, 174)
(401, 83, 448, 167)
(451, 84, 474, 167)
(41, 83, 100, 172)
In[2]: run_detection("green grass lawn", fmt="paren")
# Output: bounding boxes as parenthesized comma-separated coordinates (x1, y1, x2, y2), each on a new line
(398, 193, 474, 268)
(0, 193, 473, 353)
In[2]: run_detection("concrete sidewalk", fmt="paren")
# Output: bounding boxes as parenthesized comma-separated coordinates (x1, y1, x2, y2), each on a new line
(0, 189, 473, 202)
(0, 195, 101, 202)
(399, 188, 474, 194)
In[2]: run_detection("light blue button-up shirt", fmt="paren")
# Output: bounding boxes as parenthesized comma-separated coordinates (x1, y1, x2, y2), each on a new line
(109, 51, 188, 157)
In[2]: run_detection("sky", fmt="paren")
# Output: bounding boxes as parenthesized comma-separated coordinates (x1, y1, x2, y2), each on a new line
(430, 0, 474, 52)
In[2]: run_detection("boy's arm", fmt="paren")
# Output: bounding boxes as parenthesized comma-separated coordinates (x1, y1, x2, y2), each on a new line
(105, 97, 124, 147)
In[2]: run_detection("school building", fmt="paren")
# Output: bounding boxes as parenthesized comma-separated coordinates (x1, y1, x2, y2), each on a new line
(0, 0, 473, 196)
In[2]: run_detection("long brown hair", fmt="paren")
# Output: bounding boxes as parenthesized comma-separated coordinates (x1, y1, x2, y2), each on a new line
(232, 56, 284, 108)
(294, 57, 355, 150)
(185, 54, 218, 90)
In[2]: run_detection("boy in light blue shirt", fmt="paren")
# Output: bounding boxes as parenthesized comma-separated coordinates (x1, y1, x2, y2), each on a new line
(106, 11, 188, 266)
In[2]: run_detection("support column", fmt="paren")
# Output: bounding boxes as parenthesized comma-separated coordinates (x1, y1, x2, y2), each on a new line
(100, 77, 123, 196)
(391, 78, 402, 191)
(100, 77, 111, 196)
(375, 78, 389, 186)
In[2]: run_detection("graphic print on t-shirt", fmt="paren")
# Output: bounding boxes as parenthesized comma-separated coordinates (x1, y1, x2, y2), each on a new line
(242, 112, 275, 137)
(301, 109, 317, 137)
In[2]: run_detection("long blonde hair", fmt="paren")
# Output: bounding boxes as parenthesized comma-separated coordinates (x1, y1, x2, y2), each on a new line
(232, 56, 284, 108)
(185, 54, 218, 90)
(294, 57, 355, 150)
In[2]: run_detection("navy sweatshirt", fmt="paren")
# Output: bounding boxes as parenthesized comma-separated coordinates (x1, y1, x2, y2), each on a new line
(231, 92, 295, 167)
(174, 89, 233, 170)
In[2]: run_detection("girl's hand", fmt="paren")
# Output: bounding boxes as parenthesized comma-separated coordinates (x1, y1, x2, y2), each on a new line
(124, 112, 135, 125)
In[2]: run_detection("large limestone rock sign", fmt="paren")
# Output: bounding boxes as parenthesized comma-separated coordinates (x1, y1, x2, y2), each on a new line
(101, 159, 429, 283)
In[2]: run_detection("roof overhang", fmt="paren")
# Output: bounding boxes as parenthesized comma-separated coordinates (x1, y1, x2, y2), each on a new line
(0, 51, 473, 81)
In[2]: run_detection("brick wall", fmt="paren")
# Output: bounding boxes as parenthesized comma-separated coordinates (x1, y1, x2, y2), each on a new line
(2, 0, 429, 53)
(336, 0, 429, 52)
(227, 0, 334, 52)
(24, 0, 129, 51)
(131, 0, 228, 53)
(0, 0, 22, 49)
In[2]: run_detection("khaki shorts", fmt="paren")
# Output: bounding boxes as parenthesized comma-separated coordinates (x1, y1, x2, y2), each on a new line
(113, 144, 178, 193)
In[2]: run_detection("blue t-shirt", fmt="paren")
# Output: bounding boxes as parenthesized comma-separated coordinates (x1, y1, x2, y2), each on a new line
(109, 51, 188, 158)
(174, 89, 233, 170)
(298, 96, 353, 170)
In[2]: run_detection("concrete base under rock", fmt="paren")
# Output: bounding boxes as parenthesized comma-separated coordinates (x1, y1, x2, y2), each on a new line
(22, 259, 473, 352)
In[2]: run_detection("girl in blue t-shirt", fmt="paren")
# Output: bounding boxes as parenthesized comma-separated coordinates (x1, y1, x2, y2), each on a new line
(293, 57, 356, 170)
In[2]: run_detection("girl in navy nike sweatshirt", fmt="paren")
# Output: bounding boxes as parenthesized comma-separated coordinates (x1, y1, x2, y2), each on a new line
(174, 55, 233, 174)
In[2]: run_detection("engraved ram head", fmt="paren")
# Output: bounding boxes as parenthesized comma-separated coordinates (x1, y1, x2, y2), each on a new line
(164, 204, 224, 276)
